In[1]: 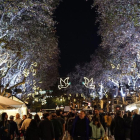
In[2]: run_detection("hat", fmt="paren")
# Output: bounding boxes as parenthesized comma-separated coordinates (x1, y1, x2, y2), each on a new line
(10, 115, 15, 119)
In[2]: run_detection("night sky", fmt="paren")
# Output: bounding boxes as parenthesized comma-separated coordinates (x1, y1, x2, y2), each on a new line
(54, 0, 101, 77)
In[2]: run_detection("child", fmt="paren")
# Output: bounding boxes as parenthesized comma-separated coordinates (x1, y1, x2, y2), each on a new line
(89, 117, 105, 140)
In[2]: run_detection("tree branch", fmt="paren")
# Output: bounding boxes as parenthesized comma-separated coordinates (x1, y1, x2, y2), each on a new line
(0, 58, 19, 80)
(9, 77, 26, 90)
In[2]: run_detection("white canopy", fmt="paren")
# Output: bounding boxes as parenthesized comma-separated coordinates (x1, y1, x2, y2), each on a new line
(0, 96, 23, 108)
(0, 104, 15, 109)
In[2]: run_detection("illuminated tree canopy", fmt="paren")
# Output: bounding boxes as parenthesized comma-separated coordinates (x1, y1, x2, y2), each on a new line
(0, 0, 60, 99)
(67, 1, 140, 101)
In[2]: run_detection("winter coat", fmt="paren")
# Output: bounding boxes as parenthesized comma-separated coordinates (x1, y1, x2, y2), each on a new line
(107, 116, 112, 126)
(25, 127, 40, 140)
(93, 114, 106, 132)
(9, 121, 19, 136)
(0, 120, 11, 140)
(39, 118, 55, 140)
(89, 122, 105, 139)
(124, 117, 132, 139)
(131, 114, 140, 140)
(51, 118, 63, 138)
(67, 117, 75, 134)
(72, 116, 90, 140)
(110, 116, 125, 138)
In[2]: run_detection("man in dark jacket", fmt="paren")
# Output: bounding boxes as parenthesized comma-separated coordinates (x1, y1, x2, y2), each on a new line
(110, 111, 125, 140)
(51, 115, 62, 140)
(67, 113, 75, 135)
(124, 112, 132, 140)
(72, 111, 90, 140)
(56, 110, 65, 136)
(9, 115, 19, 140)
(131, 112, 140, 140)
(39, 113, 55, 140)
(0, 112, 11, 140)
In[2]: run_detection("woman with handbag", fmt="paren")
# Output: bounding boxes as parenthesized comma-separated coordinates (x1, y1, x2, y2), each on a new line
(89, 118, 105, 140)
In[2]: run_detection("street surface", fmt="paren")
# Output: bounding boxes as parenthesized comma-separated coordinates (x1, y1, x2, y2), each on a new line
(63, 132, 115, 140)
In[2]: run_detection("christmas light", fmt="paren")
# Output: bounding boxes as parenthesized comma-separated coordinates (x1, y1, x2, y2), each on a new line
(83, 77, 95, 89)
(58, 77, 71, 90)
(111, 64, 115, 69)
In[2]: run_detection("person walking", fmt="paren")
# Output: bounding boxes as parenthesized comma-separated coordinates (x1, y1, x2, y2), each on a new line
(56, 110, 65, 136)
(106, 113, 112, 137)
(15, 113, 22, 130)
(0, 112, 11, 140)
(72, 111, 90, 140)
(131, 110, 140, 140)
(25, 119, 40, 140)
(89, 117, 105, 140)
(51, 114, 63, 140)
(124, 112, 133, 140)
(39, 113, 55, 140)
(20, 113, 32, 139)
(20, 115, 27, 126)
(34, 114, 41, 126)
(19, 115, 27, 139)
(21, 114, 32, 132)
(9, 115, 19, 140)
(110, 111, 125, 140)
(67, 113, 75, 135)
(14, 113, 22, 140)
(93, 109, 106, 132)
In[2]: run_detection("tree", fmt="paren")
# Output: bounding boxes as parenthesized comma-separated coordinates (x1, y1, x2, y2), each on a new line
(0, 0, 61, 99)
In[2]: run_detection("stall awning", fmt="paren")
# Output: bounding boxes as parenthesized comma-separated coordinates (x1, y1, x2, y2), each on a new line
(0, 96, 23, 108)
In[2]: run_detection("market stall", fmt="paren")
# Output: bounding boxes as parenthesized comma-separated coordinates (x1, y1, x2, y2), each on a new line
(0, 96, 27, 119)
(126, 101, 140, 114)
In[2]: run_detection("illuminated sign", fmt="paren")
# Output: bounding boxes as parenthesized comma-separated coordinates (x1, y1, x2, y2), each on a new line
(58, 77, 71, 90)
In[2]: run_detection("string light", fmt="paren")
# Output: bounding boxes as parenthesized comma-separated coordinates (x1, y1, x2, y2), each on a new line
(58, 77, 71, 90)
(83, 77, 95, 89)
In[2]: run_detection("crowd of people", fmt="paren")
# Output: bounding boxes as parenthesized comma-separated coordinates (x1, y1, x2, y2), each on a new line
(0, 109, 139, 140)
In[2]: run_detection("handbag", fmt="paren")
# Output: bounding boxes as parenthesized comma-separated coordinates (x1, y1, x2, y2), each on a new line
(104, 135, 109, 140)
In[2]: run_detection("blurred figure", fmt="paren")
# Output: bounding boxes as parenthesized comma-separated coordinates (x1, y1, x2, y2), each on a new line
(20, 115, 27, 127)
(51, 114, 63, 140)
(9, 115, 19, 140)
(123, 114, 127, 120)
(107, 113, 112, 137)
(104, 113, 107, 126)
(15, 113, 22, 130)
(131, 109, 140, 140)
(20, 115, 27, 138)
(41, 117, 44, 120)
(93, 109, 106, 132)
(72, 111, 90, 140)
(90, 117, 105, 140)
(39, 113, 55, 140)
(34, 114, 41, 126)
(60, 110, 64, 119)
(21, 115, 27, 125)
(67, 113, 75, 138)
(111, 111, 125, 140)
(25, 119, 40, 140)
(56, 110, 65, 135)
(0, 112, 11, 140)
(21, 114, 32, 132)
(124, 112, 132, 140)
(111, 113, 115, 119)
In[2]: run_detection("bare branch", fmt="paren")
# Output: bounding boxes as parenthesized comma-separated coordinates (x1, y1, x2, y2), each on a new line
(9, 77, 26, 90)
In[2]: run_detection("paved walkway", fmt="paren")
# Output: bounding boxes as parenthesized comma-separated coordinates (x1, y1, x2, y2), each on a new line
(63, 132, 115, 140)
